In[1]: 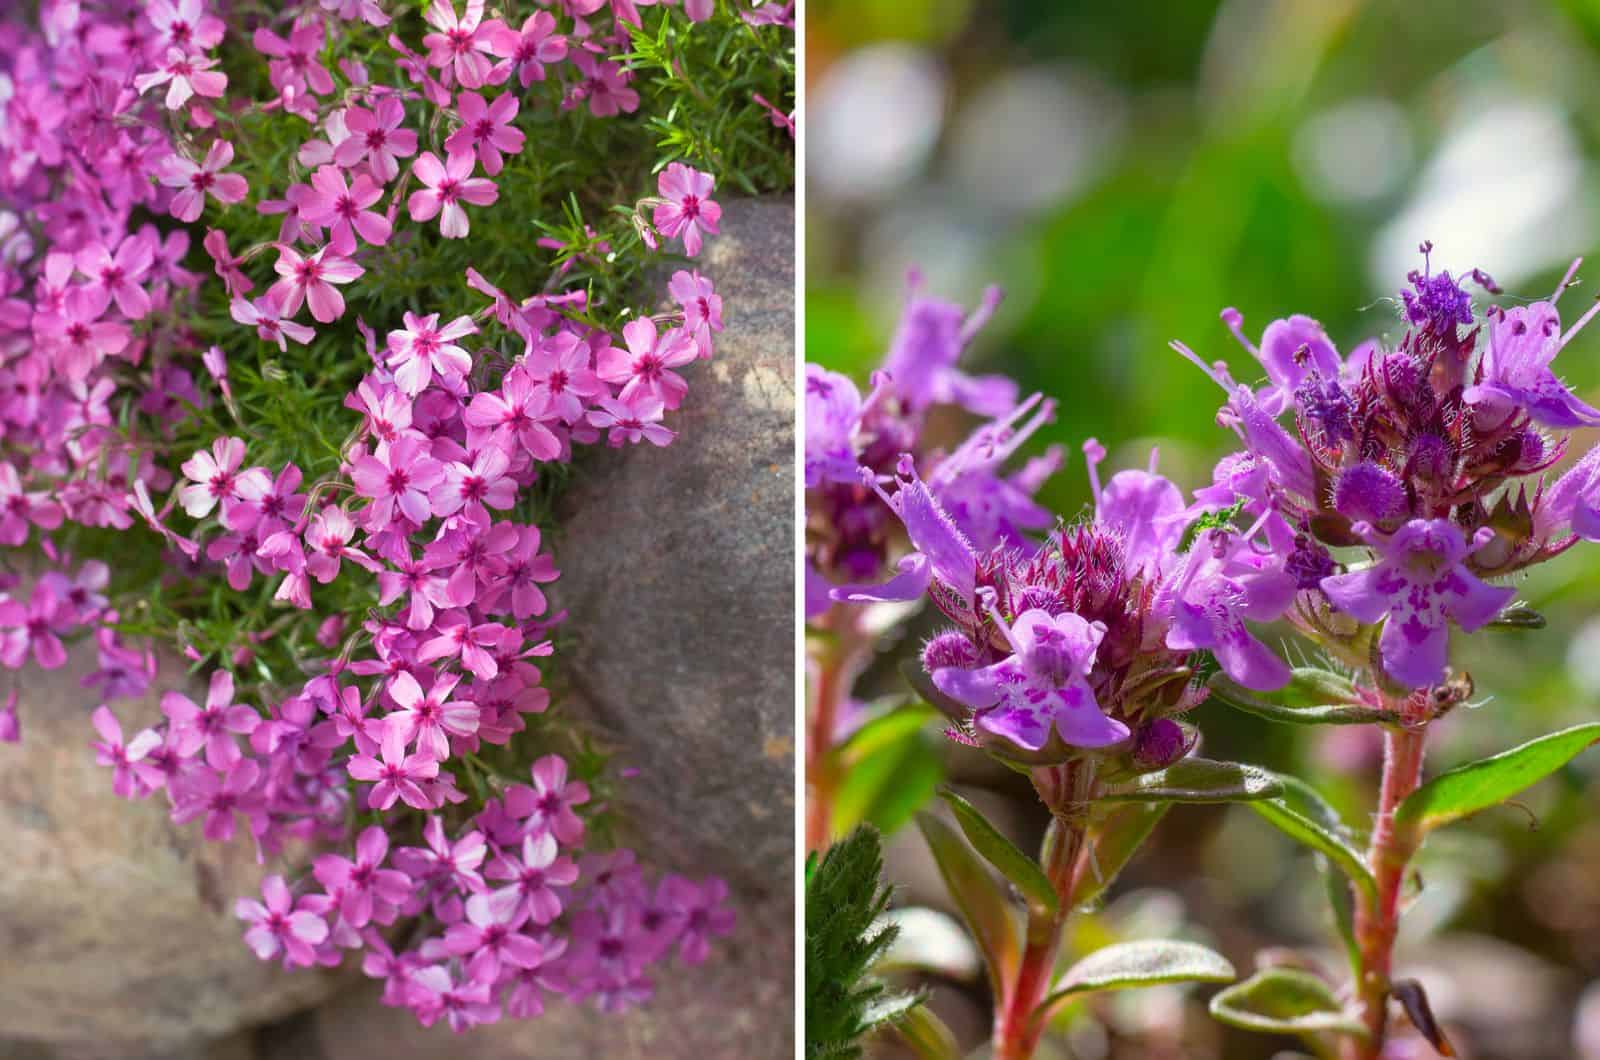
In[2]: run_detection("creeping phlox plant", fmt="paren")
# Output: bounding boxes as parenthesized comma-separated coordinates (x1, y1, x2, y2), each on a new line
(804, 250, 1600, 1060)
(1, 0, 788, 1033)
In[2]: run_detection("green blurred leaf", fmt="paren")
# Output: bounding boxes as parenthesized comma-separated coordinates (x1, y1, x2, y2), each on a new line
(1066, 801, 1170, 908)
(892, 1003, 962, 1060)
(1208, 670, 1396, 726)
(1248, 774, 1375, 901)
(1320, 854, 1361, 976)
(1395, 723, 1600, 836)
(937, 788, 1058, 917)
(833, 708, 943, 836)
(1209, 967, 1366, 1038)
(1100, 758, 1283, 803)
(915, 812, 1022, 1002)
(1036, 940, 1235, 1021)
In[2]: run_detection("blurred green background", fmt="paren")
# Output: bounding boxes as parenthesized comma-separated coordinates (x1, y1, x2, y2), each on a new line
(807, 1, 1600, 1057)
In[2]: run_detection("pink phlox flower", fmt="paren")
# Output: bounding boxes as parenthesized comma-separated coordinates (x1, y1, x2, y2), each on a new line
(421, 0, 495, 88)
(486, 11, 567, 88)
(313, 825, 412, 928)
(431, 444, 516, 525)
(377, 546, 457, 631)
(479, 525, 557, 619)
(335, 96, 418, 181)
(408, 150, 499, 239)
(417, 609, 508, 680)
(300, 164, 392, 247)
(304, 505, 384, 582)
(659, 875, 734, 964)
(351, 436, 446, 528)
(172, 756, 263, 841)
(161, 669, 259, 769)
(178, 436, 271, 519)
(91, 705, 163, 797)
(422, 521, 519, 608)
(385, 311, 477, 396)
(221, 462, 305, 535)
(0, 583, 70, 670)
(146, 0, 226, 52)
(652, 163, 720, 256)
(134, 47, 228, 110)
(444, 91, 524, 176)
(565, 46, 639, 117)
(407, 964, 499, 1031)
(230, 290, 316, 351)
(76, 234, 155, 320)
(0, 461, 64, 545)
(347, 378, 416, 443)
(445, 887, 543, 984)
(395, 814, 487, 893)
(236, 874, 330, 967)
(464, 367, 561, 461)
(503, 753, 589, 844)
(597, 316, 696, 408)
(486, 830, 577, 926)
(253, 18, 335, 98)
(668, 269, 723, 359)
(524, 330, 605, 422)
(386, 669, 479, 760)
(348, 718, 440, 810)
(268, 243, 364, 324)
(157, 140, 248, 222)
(203, 228, 253, 295)
(588, 394, 675, 448)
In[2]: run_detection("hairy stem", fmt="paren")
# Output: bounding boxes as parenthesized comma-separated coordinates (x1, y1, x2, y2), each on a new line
(1344, 721, 1426, 1059)
(804, 610, 867, 853)
(994, 762, 1096, 1060)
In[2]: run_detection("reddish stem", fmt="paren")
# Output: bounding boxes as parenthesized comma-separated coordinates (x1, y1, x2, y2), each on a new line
(804, 611, 866, 853)
(993, 764, 1094, 1060)
(1344, 723, 1426, 1059)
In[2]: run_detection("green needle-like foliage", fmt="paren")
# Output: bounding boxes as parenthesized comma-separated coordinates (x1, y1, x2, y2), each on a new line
(805, 826, 924, 1060)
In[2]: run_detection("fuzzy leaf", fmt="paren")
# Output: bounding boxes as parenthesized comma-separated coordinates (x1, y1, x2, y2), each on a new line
(1394, 723, 1600, 836)
(1100, 758, 1283, 803)
(1208, 968, 1366, 1038)
(1208, 670, 1397, 726)
(805, 828, 924, 1060)
(1066, 801, 1170, 908)
(915, 812, 1021, 1002)
(1035, 940, 1235, 1020)
(1248, 774, 1375, 900)
(938, 788, 1058, 917)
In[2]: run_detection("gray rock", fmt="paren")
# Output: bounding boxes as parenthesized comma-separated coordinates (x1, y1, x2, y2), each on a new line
(554, 195, 796, 894)
(0, 645, 342, 1057)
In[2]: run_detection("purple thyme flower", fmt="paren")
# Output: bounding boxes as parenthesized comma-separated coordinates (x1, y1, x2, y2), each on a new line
(1162, 519, 1295, 692)
(880, 272, 1017, 416)
(1464, 280, 1600, 429)
(1321, 519, 1514, 688)
(931, 590, 1128, 751)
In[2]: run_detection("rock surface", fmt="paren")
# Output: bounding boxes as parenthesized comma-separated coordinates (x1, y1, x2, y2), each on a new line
(0, 645, 342, 1057)
(554, 195, 796, 893)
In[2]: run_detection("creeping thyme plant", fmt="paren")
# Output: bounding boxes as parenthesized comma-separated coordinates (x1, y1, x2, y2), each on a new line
(805, 251, 1600, 1059)
(0, 0, 790, 1033)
